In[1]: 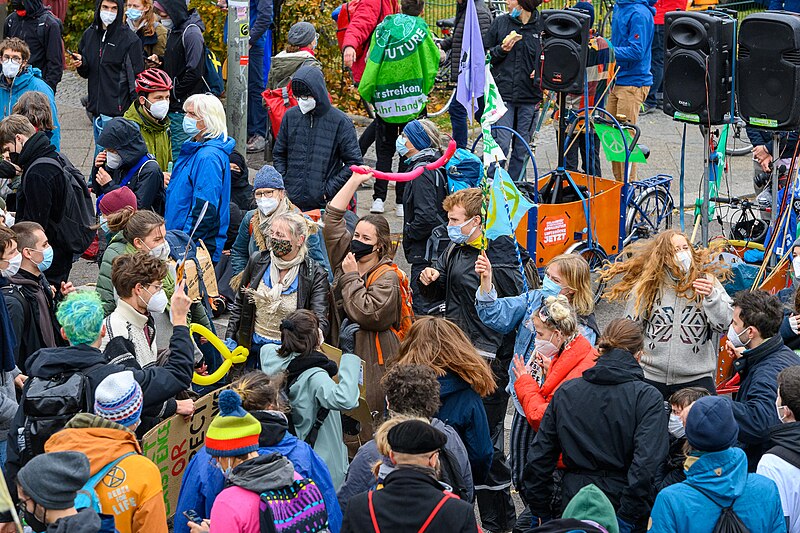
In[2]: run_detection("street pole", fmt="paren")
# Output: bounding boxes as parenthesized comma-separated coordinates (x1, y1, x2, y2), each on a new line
(226, 0, 249, 152)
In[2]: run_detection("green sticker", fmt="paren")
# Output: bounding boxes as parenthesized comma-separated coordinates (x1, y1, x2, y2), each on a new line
(595, 123, 648, 164)
(673, 111, 700, 123)
(749, 117, 778, 128)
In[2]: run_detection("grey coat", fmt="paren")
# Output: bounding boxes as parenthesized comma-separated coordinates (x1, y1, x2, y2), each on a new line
(0, 368, 19, 442)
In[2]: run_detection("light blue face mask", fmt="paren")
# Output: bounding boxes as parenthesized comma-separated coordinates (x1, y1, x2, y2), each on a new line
(126, 7, 142, 20)
(510, 7, 521, 18)
(34, 246, 53, 272)
(395, 136, 410, 157)
(541, 274, 563, 299)
(447, 218, 474, 244)
(183, 115, 200, 137)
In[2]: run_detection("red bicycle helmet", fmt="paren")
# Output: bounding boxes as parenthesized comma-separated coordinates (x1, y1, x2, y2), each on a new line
(135, 68, 173, 93)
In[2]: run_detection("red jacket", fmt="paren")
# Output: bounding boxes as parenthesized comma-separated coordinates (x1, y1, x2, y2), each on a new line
(341, 0, 398, 81)
(654, 0, 688, 25)
(514, 334, 597, 431)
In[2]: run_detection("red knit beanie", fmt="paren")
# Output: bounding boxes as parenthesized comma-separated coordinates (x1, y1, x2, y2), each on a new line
(99, 187, 137, 216)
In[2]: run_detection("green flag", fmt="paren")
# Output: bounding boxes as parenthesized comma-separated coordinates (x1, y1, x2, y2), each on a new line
(481, 59, 507, 165)
(595, 123, 647, 164)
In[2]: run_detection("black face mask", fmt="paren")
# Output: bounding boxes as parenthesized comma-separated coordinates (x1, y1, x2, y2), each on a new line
(8, 151, 20, 165)
(19, 502, 47, 532)
(350, 239, 374, 261)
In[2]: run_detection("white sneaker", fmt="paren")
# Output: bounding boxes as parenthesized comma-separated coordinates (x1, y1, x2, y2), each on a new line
(395, 204, 404, 217)
(370, 198, 385, 213)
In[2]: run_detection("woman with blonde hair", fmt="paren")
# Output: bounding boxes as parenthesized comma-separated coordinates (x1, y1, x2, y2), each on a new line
(599, 229, 732, 398)
(394, 316, 495, 487)
(164, 94, 235, 262)
(124, 0, 167, 68)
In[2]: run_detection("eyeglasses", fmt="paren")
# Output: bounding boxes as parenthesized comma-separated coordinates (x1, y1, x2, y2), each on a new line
(2, 56, 22, 64)
(254, 190, 279, 199)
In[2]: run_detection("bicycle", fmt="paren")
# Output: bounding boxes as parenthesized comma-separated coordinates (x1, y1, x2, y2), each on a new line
(428, 19, 457, 117)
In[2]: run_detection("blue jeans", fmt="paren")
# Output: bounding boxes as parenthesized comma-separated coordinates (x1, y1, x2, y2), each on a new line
(646, 24, 665, 107)
(248, 45, 268, 138)
(169, 111, 190, 162)
(492, 102, 538, 181)
(0, 439, 7, 473)
(449, 96, 485, 149)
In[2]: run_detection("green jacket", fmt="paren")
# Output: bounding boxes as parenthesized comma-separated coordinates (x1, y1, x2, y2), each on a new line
(260, 346, 361, 489)
(123, 101, 172, 171)
(358, 14, 439, 123)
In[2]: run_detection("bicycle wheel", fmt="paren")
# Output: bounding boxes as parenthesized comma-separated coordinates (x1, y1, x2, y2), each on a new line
(566, 241, 609, 304)
(625, 186, 674, 240)
(726, 125, 753, 156)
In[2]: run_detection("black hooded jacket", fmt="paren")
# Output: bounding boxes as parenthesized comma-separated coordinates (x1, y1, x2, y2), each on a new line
(91, 117, 164, 211)
(3, 0, 63, 91)
(521, 348, 668, 526)
(484, 11, 543, 105)
(159, 0, 206, 113)
(76, 0, 144, 117)
(273, 66, 363, 211)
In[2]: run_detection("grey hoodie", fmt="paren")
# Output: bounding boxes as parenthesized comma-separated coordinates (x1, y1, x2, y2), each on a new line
(228, 452, 296, 493)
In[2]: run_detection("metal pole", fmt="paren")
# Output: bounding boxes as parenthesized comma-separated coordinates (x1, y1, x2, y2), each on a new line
(701, 128, 710, 246)
(770, 132, 780, 267)
(226, 0, 249, 152)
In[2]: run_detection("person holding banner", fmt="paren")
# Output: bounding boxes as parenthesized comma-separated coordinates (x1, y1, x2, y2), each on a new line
(484, 0, 543, 181)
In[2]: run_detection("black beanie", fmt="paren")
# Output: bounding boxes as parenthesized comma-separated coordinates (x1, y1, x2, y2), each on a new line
(18, 451, 91, 510)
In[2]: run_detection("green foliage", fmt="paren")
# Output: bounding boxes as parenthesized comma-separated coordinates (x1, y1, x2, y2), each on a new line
(63, 0, 95, 51)
(189, 0, 227, 59)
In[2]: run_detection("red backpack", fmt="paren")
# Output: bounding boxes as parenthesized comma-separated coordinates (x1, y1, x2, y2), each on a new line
(262, 85, 298, 138)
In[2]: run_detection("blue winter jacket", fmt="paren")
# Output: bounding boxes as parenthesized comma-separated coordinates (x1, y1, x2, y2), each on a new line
(611, 0, 655, 87)
(165, 135, 234, 261)
(0, 66, 60, 150)
(649, 447, 785, 533)
(173, 410, 342, 533)
(769, 0, 800, 11)
(436, 372, 493, 484)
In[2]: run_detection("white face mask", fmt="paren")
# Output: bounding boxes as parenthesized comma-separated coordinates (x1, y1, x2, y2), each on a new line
(675, 250, 692, 272)
(105, 151, 122, 169)
(147, 241, 170, 262)
(668, 413, 685, 438)
(148, 99, 170, 121)
(2, 60, 21, 79)
(160, 17, 173, 30)
(298, 96, 316, 114)
(99, 9, 117, 26)
(0, 251, 21, 277)
(534, 332, 559, 358)
(256, 197, 279, 216)
(793, 256, 800, 279)
(777, 404, 787, 423)
(141, 287, 169, 314)
(727, 323, 750, 349)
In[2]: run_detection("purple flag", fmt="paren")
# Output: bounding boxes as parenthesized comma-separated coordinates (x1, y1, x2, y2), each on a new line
(455, 0, 486, 121)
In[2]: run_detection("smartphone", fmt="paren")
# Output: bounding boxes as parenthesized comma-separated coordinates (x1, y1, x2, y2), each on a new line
(66, 49, 78, 58)
(182, 510, 203, 525)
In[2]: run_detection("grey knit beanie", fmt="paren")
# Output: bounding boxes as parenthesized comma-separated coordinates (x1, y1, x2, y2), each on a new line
(18, 451, 91, 510)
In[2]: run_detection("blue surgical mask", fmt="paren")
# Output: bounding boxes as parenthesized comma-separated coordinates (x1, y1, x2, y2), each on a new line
(541, 274, 562, 298)
(510, 7, 521, 18)
(126, 7, 142, 20)
(213, 460, 233, 479)
(183, 115, 200, 137)
(396, 136, 410, 157)
(34, 246, 53, 272)
(447, 218, 474, 244)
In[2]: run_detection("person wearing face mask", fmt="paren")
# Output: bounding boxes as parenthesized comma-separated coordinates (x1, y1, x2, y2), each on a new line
(266, 22, 322, 90)
(484, 0, 543, 181)
(3, 0, 64, 92)
(654, 386, 710, 491)
(4, 222, 68, 376)
(521, 318, 667, 533)
(74, 0, 144, 154)
(123, 68, 174, 171)
(226, 213, 329, 368)
(261, 310, 361, 489)
(175, 372, 342, 533)
(725, 290, 800, 471)
(323, 171, 408, 414)
(0, 38, 60, 147)
(91, 117, 165, 213)
(0, 226, 22, 471)
(152, 0, 208, 161)
(599, 229, 733, 399)
(757, 365, 800, 533)
(124, 0, 167, 69)
(273, 65, 363, 212)
(418, 187, 524, 532)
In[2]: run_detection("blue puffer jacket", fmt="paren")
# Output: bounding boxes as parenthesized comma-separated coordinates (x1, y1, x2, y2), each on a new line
(173, 410, 342, 533)
(436, 372, 493, 484)
(0, 66, 60, 149)
(649, 447, 785, 533)
(165, 134, 235, 261)
(611, 0, 655, 87)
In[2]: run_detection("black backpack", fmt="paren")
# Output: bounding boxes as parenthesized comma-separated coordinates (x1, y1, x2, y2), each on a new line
(437, 445, 471, 503)
(685, 483, 750, 533)
(19, 364, 104, 463)
(28, 155, 95, 255)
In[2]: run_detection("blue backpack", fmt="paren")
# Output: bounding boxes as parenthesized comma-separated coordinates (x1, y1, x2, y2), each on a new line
(444, 148, 483, 193)
(74, 452, 135, 533)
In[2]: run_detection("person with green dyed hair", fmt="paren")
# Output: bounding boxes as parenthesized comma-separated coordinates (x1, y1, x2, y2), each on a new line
(358, 0, 439, 216)
(55, 291, 106, 346)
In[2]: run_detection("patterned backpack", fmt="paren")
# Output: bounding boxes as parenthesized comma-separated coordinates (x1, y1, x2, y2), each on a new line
(259, 473, 329, 533)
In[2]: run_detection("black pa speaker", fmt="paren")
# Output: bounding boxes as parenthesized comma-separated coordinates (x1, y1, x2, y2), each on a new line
(738, 12, 800, 130)
(541, 9, 591, 93)
(663, 10, 735, 125)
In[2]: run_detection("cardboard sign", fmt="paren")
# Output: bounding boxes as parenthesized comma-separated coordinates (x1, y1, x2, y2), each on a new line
(141, 387, 229, 517)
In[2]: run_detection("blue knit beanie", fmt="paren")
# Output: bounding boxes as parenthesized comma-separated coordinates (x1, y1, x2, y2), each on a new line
(403, 120, 431, 151)
(573, 1, 594, 28)
(254, 165, 284, 191)
(685, 396, 739, 452)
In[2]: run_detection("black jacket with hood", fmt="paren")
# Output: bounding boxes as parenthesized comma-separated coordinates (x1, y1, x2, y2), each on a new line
(91, 117, 164, 211)
(76, 0, 144, 117)
(521, 348, 668, 526)
(4, 0, 63, 91)
(159, 0, 206, 113)
(273, 66, 363, 211)
(484, 10, 543, 105)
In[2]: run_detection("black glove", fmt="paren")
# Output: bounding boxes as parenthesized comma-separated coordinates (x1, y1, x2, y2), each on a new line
(339, 319, 360, 354)
(0, 160, 17, 182)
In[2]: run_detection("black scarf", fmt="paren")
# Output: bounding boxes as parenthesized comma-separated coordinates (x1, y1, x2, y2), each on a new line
(285, 351, 338, 389)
